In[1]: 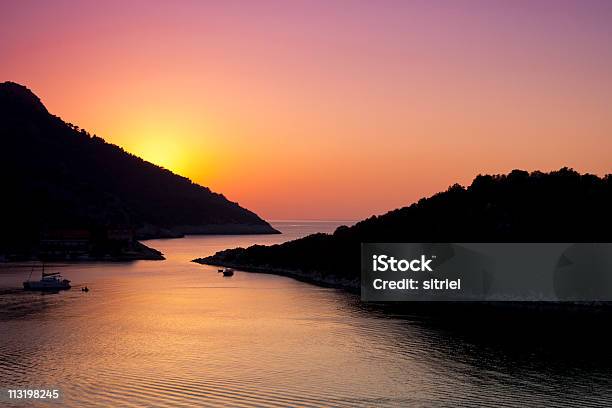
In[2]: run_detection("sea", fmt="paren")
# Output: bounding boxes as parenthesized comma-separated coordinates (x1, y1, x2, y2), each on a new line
(1, 221, 611, 407)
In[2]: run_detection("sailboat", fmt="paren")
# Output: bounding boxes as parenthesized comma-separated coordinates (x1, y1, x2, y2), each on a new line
(23, 264, 71, 291)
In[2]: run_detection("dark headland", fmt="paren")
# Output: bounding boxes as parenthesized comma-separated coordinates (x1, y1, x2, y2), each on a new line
(195, 168, 612, 293)
(0, 81, 279, 261)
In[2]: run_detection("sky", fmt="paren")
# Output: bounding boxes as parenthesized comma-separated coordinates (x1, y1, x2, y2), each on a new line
(1, 1, 612, 220)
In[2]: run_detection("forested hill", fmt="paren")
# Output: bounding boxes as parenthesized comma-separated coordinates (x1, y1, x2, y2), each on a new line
(0, 81, 278, 254)
(196, 169, 612, 289)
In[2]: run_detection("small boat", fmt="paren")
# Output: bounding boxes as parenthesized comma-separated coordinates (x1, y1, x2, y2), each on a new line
(219, 267, 234, 277)
(81, 286, 89, 292)
(23, 265, 71, 291)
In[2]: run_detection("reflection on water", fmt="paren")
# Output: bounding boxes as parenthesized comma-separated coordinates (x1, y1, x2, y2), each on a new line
(1, 221, 612, 407)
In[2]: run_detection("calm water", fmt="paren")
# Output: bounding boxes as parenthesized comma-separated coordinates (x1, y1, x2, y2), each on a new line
(1, 221, 612, 407)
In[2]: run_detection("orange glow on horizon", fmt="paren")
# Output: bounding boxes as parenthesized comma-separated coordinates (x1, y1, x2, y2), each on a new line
(2, 1, 612, 220)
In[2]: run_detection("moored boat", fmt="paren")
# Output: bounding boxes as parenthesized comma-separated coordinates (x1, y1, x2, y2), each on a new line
(23, 266, 71, 291)
(218, 267, 234, 277)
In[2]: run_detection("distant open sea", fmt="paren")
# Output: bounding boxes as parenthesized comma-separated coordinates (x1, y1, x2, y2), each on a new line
(1, 221, 612, 407)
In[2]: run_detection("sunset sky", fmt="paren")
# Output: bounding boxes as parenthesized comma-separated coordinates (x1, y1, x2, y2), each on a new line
(2, 1, 612, 220)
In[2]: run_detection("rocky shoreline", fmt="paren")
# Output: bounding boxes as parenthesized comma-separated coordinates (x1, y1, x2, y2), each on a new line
(192, 258, 359, 293)
(192, 258, 612, 311)
(137, 223, 281, 240)
(193, 256, 612, 311)
(1, 240, 165, 262)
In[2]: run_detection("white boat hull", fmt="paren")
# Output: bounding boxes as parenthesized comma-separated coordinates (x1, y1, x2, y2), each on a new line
(23, 280, 71, 291)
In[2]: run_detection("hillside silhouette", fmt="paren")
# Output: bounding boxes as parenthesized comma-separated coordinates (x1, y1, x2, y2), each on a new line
(196, 169, 612, 289)
(0, 81, 278, 259)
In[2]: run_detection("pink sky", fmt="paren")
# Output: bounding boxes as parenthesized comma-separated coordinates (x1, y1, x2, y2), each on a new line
(2, 1, 612, 220)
